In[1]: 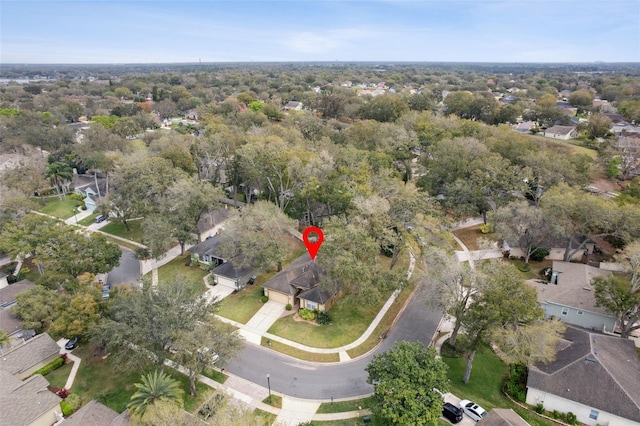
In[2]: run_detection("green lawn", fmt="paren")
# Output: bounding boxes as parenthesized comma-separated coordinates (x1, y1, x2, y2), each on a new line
(267, 292, 388, 348)
(253, 409, 278, 425)
(442, 344, 555, 426)
(79, 213, 99, 226)
(217, 281, 269, 323)
(70, 346, 149, 413)
(100, 219, 145, 243)
(39, 197, 83, 219)
(45, 360, 73, 389)
(262, 394, 282, 408)
(317, 397, 377, 414)
(157, 254, 209, 288)
(260, 337, 340, 362)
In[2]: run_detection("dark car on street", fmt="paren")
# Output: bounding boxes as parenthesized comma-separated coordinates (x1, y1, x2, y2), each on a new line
(443, 402, 464, 424)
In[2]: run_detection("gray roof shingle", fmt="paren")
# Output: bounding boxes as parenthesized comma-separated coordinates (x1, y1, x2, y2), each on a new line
(263, 253, 324, 295)
(0, 333, 61, 375)
(527, 261, 613, 317)
(527, 326, 640, 422)
(62, 400, 120, 426)
(0, 370, 62, 426)
(479, 408, 530, 425)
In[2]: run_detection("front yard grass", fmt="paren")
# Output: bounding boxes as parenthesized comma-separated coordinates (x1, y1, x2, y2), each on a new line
(267, 293, 387, 349)
(157, 254, 209, 288)
(79, 213, 99, 226)
(316, 396, 377, 414)
(452, 224, 499, 251)
(44, 360, 73, 389)
(70, 346, 149, 413)
(217, 279, 271, 323)
(39, 197, 82, 219)
(260, 337, 340, 362)
(262, 394, 282, 408)
(442, 343, 555, 426)
(100, 219, 145, 243)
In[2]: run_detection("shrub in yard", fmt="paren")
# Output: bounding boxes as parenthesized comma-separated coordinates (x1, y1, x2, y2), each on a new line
(316, 311, 331, 324)
(566, 412, 577, 425)
(65, 393, 82, 410)
(517, 264, 530, 273)
(260, 295, 268, 303)
(285, 303, 292, 311)
(299, 308, 316, 321)
(530, 247, 550, 262)
(535, 403, 545, 414)
(60, 400, 74, 416)
(480, 223, 494, 234)
(34, 357, 64, 376)
(504, 364, 528, 402)
(56, 388, 69, 398)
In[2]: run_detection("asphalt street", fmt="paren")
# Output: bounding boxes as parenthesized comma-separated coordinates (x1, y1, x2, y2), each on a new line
(106, 248, 140, 288)
(227, 293, 443, 400)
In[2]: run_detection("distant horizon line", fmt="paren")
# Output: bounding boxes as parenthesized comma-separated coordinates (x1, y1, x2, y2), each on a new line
(3, 60, 639, 66)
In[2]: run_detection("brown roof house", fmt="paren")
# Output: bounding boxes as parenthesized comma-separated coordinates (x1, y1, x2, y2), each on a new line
(544, 125, 578, 140)
(527, 261, 616, 333)
(478, 408, 530, 425)
(526, 326, 640, 426)
(262, 253, 338, 312)
(0, 370, 63, 426)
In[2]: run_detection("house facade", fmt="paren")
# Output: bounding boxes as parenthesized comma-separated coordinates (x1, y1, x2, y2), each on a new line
(262, 253, 337, 311)
(526, 261, 617, 332)
(544, 125, 578, 140)
(526, 326, 640, 426)
(210, 259, 255, 291)
(0, 370, 62, 426)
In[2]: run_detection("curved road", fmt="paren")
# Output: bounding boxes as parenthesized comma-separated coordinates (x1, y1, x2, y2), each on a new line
(227, 293, 442, 399)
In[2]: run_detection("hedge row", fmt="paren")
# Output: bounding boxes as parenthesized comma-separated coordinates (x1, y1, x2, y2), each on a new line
(33, 357, 64, 376)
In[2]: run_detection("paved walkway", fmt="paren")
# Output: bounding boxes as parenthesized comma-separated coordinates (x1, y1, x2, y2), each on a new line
(56, 339, 82, 391)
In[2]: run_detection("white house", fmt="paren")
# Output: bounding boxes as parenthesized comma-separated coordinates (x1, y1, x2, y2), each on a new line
(544, 125, 578, 140)
(526, 326, 640, 426)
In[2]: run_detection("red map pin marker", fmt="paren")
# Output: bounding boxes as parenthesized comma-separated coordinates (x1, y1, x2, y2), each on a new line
(302, 226, 324, 261)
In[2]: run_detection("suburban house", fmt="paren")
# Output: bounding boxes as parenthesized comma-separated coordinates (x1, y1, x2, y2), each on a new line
(479, 409, 530, 425)
(71, 172, 107, 212)
(544, 125, 578, 140)
(514, 121, 535, 133)
(284, 101, 303, 111)
(210, 257, 255, 292)
(189, 234, 255, 291)
(0, 279, 36, 338)
(526, 261, 616, 332)
(526, 326, 640, 426)
(0, 333, 61, 380)
(62, 399, 126, 426)
(0, 370, 63, 426)
(262, 253, 338, 312)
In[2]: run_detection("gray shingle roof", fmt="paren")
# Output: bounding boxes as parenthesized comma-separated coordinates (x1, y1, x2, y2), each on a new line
(527, 326, 640, 422)
(62, 400, 120, 426)
(546, 125, 576, 136)
(189, 235, 223, 257)
(527, 261, 613, 317)
(0, 370, 62, 426)
(0, 279, 35, 306)
(0, 333, 60, 375)
(298, 286, 333, 305)
(479, 409, 530, 425)
(211, 258, 254, 279)
(262, 253, 323, 295)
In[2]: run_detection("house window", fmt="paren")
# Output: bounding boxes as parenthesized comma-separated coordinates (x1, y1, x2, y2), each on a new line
(306, 301, 317, 310)
(561, 307, 569, 316)
(589, 410, 598, 420)
(577, 310, 584, 315)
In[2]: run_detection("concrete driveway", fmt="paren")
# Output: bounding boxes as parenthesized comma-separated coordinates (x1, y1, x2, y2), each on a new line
(239, 300, 286, 344)
(443, 393, 477, 426)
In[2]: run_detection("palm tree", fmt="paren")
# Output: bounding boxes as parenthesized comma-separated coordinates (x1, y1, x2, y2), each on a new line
(0, 330, 10, 350)
(45, 162, 73, 201)
(127, 370, 184, 417)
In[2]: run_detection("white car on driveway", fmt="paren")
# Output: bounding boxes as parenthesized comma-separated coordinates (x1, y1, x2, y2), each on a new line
(459, 400, 488, 422)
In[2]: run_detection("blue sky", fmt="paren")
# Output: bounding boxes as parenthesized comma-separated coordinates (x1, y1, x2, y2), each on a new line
(1, 0, 639, 63)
